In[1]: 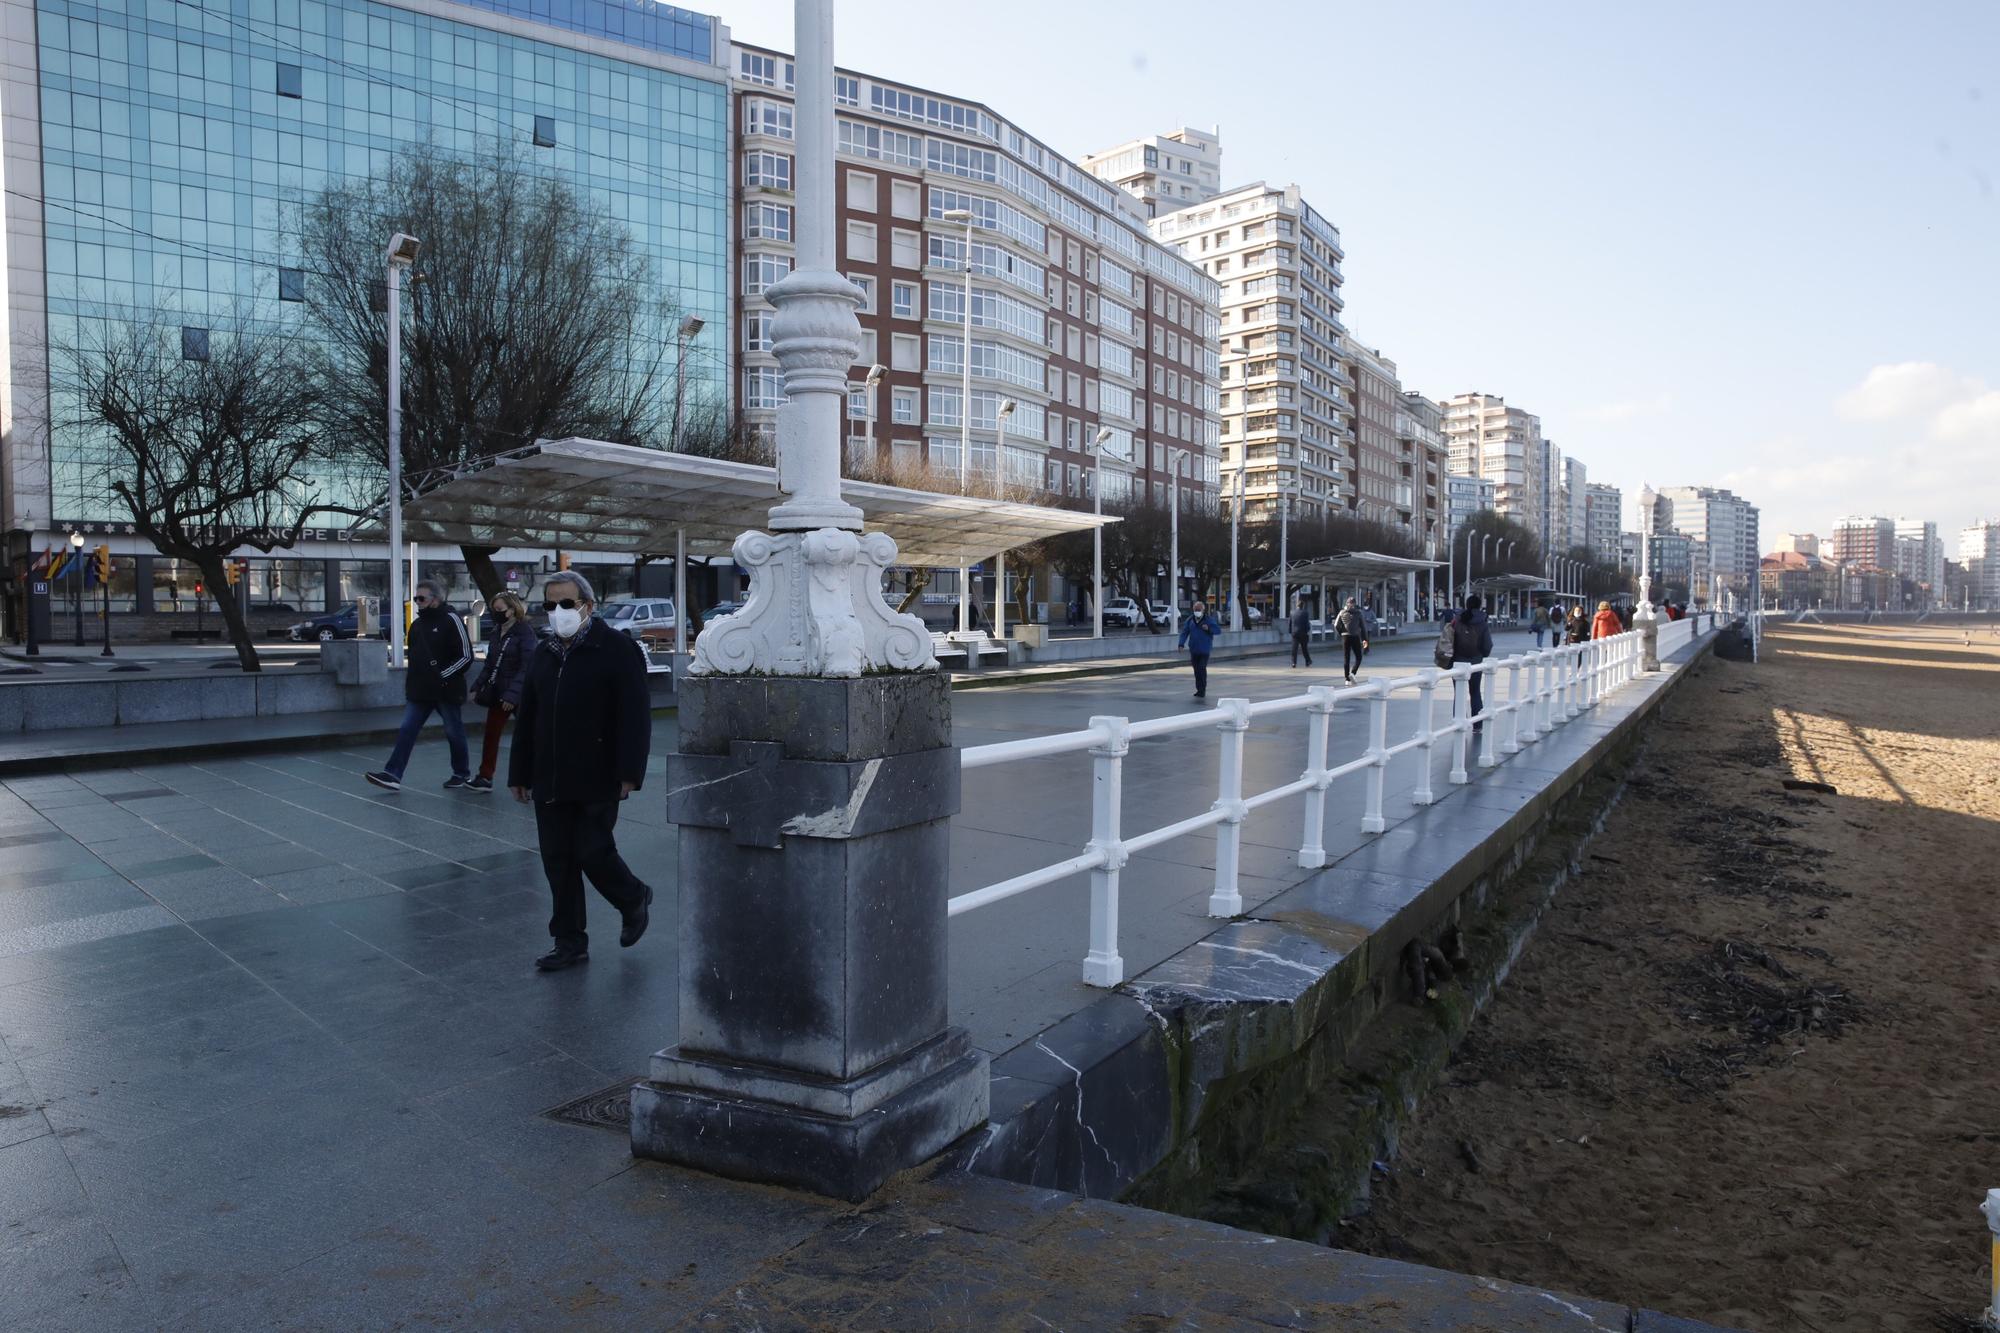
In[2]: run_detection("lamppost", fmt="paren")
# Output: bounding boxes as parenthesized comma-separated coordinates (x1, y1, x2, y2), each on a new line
(672, 313, 705, 449)
(385, 231, 421, 668)
(1277, 483, 1292, 626)
(993, 398, 1014, 638)
(68, 531, 83, 645)
(1089, 426, 1114, 639)
(1228, 468, 1245, 631)
(1460, 525, 1479, 608)
(1167, 446, 1188, 616)
(1499, 540, 1515, 619)
(942, 206, 975, 634)
(861, 362, 885, 465)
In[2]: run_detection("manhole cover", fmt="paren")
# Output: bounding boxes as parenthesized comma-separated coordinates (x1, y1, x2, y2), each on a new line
(541, 1078, 639, 1133)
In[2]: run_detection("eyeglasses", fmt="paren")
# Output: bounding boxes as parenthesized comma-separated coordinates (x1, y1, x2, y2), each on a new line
(542, 598, 581, 611)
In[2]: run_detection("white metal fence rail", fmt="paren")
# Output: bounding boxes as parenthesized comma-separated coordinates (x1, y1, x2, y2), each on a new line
(952, 614, 1717, 987)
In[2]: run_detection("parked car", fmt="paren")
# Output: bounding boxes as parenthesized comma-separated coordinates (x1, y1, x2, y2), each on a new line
(1102, 596, 1141, 628)
(288, 606, 388, 642)
(703, 600, 745, 621)
(599, 597, 678, 645)
(1147, 601, 1174, 626)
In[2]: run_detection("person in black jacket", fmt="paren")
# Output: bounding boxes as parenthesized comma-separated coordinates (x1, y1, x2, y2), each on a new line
(365, 580, 473, 792)
(466, 591, 538, 794)
(508, 571, 652, 972)
(1450, 594, 1495, 735)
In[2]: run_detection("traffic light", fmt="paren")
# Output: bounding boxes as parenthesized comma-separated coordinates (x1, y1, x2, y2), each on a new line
(224, 560, 241, 588)
(194, 581, 203, 597)
(93, 545, 111, 585)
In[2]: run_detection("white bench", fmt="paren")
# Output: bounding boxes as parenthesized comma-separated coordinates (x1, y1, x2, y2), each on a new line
(931, 631, 1008, 671)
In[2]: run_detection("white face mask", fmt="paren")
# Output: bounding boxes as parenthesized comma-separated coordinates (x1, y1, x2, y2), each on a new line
(549, 605, 586, 638)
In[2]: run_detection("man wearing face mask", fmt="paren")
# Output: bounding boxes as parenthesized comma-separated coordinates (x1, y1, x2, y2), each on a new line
(508, 570, 654, 972)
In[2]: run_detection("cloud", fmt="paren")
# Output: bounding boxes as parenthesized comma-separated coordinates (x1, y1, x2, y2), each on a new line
(1933, 389, 2000, 444)
(1575, 393, 1673, 424)
(1834, 362, 1983, 423)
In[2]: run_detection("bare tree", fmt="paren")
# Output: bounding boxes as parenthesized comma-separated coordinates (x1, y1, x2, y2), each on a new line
(58, 316, 343, 671)
(296, 141, 697, 600)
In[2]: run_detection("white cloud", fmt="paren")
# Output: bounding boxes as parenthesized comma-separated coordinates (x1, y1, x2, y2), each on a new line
(1834, 362, 1983, 423)
(1933, 389, 2000, 444)
(1576, 393, 1673, 424)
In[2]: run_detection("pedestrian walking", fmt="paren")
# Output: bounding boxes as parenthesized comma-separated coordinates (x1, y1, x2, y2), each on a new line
(1531, 602, 1550, 647)
(1590, 599, 1623, 639)
(1289, 600, 1315, 668)
(365, 579, 473, 792)
(1448, 594, 1494, 734)
(1334, 597, 1369, 683)
(466, 591, 537, 794)
(508, 570, 654, 972)
(1566, 604, 1589, 644)
(1178, 599, 1219, 700)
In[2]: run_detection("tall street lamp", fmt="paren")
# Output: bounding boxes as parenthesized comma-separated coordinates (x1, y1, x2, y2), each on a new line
(942, 207, 975, 634)
(1228, 468, 1245, 631)
(385, 230, 421, 668)
(1277, 483, 1292, 625)
(993, 398, 1014, 638)
(672, 313, 705, 449)
(68, 530, 84, 645)
(1089, 426, 1114, 639)
(861, 362, 885, 465)
(1167, 446, 1188, 616)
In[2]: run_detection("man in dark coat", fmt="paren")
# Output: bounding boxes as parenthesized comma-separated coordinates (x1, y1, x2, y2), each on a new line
(366, 580, 473, 792)
(509, 570, 653, 972)
(1289, 600, 1314, 668)
(1451, 594, 1495, 735)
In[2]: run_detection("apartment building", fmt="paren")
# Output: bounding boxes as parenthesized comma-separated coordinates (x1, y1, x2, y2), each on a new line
(1344, 342, 1411, 531)
(1561, 457, 1589, 555)
(1152, 183, 1349, 522)
(1782, 532, 1821, 557)
(1894, 518, 1943, 601)
(1446, 475, 1496, 534)
(730, 47, 1222, 525)
(1828, 515, 1896, 570)
(1081, 127, 1222, 219)
(1655, 486, 1762, 587)
(1583, 483, 1623, 563)
(1439, 393, 1545, 544)
(1960, 520, 2000, 610)
(1398, 392, 1450, 552)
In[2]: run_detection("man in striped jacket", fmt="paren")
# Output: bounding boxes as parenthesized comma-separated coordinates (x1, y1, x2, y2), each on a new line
(365, 579, 474, 792)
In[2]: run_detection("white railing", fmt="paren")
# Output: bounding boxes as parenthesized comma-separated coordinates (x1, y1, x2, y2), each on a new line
(952, 617, 1716, 987)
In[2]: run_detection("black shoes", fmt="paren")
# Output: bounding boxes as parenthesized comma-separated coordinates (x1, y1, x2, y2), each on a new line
(442, 774, 470, 790)
(620, 886, 654, 948)
(535, 948, 588, 972)
(365, 771, 400, 791)
(466, 777, 494, 793)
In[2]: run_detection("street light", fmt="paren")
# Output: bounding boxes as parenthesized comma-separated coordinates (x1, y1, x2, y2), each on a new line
(672, 314, 705, 450)
(1089, 426, 1114, 639)
(993, 399, 1015, 639)
(68, 530, 84, 645)
(1167, 446, 1188, 617)
(1228, 468, 1245, 631)
(1277, 483, 1293, 626)
(862, 362, 885, 465)
(942, 207, 975, 633)
(385, 231, 421, 668)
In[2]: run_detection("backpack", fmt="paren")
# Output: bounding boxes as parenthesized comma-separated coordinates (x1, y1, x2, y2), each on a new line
(1432, 618, 1457, 670)
(1451, 616, 1483, 663)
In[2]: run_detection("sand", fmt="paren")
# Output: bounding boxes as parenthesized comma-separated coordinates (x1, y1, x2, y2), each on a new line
(1339, 622, 2000, 1332)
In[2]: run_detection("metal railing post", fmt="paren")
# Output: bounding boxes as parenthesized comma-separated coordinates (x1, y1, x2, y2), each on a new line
(1500, 655, 1523, 755)
(1449, 667, 1471, 785)
(1298, 686, 1336, 868)
(1362, 678, 1391, 833)
(1082, 715, 1130, 986)
(1519, 651, 1542, 745)
(1477, 665, 1499, 768)
(1566, 643, 1584, 719)
(1208, 697, 1252, 916)
(1412, 667, 1439, 806)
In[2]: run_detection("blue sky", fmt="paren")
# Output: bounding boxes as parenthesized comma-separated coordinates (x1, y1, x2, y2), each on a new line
(708, 1, 1999, 545)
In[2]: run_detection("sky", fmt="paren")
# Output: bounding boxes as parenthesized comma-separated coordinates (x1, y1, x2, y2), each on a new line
(704, 0, 1999, 545)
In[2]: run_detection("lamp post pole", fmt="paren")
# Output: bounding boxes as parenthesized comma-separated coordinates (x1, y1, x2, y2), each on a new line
(862, 362, 884, 466)
(672, 314, 705, 450)
(1228, 469, 1244, 631)
(1168, 446, 1188, 616)
(68, 531, 83, 645)
(1277, 485, 1290, 627)
(942, 207, 976, 635)
(994, 399, 1014, 639)
(385, 233, 420, 668)
(1090, 426, 1111, 640)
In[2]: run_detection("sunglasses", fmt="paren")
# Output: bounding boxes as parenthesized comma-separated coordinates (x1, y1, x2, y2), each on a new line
(411, 595, 431, 605)
(542, 598, 583, 611)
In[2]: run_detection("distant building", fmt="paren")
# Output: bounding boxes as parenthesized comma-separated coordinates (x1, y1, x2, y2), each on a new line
(1584, 483, 1623, 563)
(1082, 127, 1223, 219)
(1782, 532, 1821, 557)
(1440, 393, 1547, 545)
(1961, 520, 2000, 610)
(1398, 392, 1450, 553)
(1447, 475, 1496, 534)
(1655, 486, 1761, 591)
(1894, 519, 1943, 605)
(1761, 550, 1839, 611)
(1829, 515, 1896, 569)
(1562, 457, 1589, 555)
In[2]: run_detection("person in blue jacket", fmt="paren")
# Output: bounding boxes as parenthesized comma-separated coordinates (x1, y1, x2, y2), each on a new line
(1178, 599, 1220, 700)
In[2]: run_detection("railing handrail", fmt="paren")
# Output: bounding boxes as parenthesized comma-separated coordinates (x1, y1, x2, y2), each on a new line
(951, 615, 1716, 987)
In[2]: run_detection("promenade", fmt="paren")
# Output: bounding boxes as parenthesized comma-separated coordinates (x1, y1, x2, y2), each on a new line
(0, 627, 1729, 1329)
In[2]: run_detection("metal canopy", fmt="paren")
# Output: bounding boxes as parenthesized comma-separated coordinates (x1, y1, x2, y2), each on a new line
(1467, 573, 1553, 591)
(391, 437, 1116, 567)
(1277, 551, 1445, 581)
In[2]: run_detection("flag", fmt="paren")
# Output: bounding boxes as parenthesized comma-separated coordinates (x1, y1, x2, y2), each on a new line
(30, 547, 51, 575)
(46, 550, 69, 580)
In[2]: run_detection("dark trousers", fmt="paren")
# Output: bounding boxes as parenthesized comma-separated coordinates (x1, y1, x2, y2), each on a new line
(1291, 632, 1312, 666)
(1459, 672, 1485, 732)
(384, 699, 468, 781)
(535, 799, 647, 952)
(1343, 636, 1364, 676)
(1190, 652, 1210, 696)
(477, 707, 510, 780)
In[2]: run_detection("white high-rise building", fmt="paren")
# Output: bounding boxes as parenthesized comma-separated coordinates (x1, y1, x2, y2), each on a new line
(1960, 520, 2000, 610)
(1561, 455, 1589, 553)
(1446, 475, 1496, 533)
(1656, 486, 1762, 589)
(1082, 127, 1223, 219)
(1153, 183, 1350, 522)
(1894, 519, 1943, 603)
(1440, 393, 1545, 541)
(1584, 483, 1623, 563)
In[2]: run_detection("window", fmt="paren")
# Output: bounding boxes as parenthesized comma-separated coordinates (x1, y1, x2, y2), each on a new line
(742, 98, 794, 139)
(745, 152, 792, 190)
(891, 332, 919, 371)
(740, 52, 780, 86)
(277, 267, 304, 302)
(891, 180, 921, 220)
(845, 220, 878, 264)
(743, 253, 792, 294)
(745, 311, 773, 352)
(848, 386, 872, 420)
(746, 368, 786, 408)
(181, 327, 210, 361)
(837, 118, 923, 167)
(892, 387, 918, 424)
(849, 273, 875, 311)
(276, 62, 302, 98)
(846, 170, 877, 211)
(745, 202, 792, 241)
(836, 74, 861, 106)
(891, 282, 916, 319)
(890, 228, 921, 269)
(533, 115, 557, 148)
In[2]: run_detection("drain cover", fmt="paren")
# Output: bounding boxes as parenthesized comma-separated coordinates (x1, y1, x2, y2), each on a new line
(541, 1078, 639, 1133)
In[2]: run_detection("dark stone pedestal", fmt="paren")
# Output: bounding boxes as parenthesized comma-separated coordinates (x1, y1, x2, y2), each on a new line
(630, 671, 988, 1202)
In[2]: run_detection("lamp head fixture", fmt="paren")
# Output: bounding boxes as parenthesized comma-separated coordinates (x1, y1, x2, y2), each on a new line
(386, 232, 421, 267)
(864, 363, 886, 387)
(678, 314, 705, 338)
(996, 398, 1016, 420)
(940, 208, 974, 224)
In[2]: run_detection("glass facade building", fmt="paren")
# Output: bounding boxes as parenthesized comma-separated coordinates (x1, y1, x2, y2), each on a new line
(2, 0, 731, 614)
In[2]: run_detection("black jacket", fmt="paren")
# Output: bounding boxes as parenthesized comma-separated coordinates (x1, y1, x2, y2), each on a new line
(1451, 608, 1494, 664)
(507, 616, 651, 803)
(1290, 607, 1313, 637)
(405, 604, 474, 705)
(472, 618, 538, 710)
(1334, 607, 1367, 639)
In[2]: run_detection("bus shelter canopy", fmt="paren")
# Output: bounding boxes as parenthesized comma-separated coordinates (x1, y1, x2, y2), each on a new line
(389, 437, 1116, 568)
(1467, 573, 1553, 592)
(1277, 551, 1445, 582)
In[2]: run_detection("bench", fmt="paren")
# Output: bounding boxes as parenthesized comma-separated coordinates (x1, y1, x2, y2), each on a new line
(931, 632, 1008, 671)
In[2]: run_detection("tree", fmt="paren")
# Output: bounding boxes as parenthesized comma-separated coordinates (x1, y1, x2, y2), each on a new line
(297, 142, 700, 601)
(59, 317, 343, 671)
